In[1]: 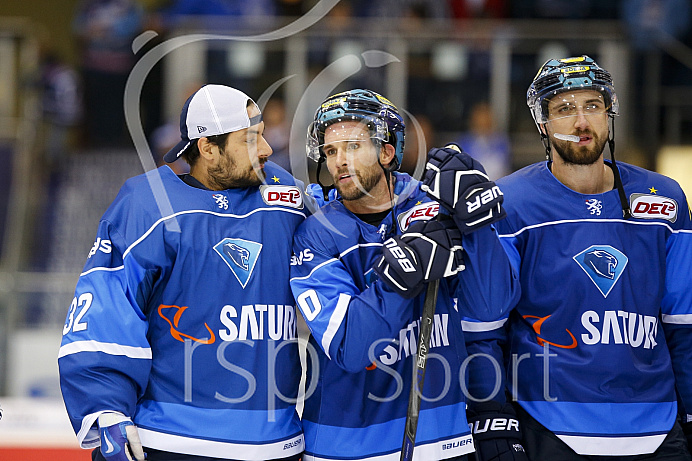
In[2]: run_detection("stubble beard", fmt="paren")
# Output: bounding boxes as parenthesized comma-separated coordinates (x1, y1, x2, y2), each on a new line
(334, 166, 382, 201)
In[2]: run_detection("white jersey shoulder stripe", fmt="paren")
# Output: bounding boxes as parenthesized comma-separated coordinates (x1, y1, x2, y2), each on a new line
(122, 207, 307, 259)
(80, 265, 124, 277)
(58, 340, 152, 359)
(290, 242, 383, 283)
(499, 218, 676, 239)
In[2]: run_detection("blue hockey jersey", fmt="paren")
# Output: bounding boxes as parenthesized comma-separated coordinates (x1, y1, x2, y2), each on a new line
(290, 172, 519, 461)
(464, 161, 692, 456)
(58, 163, 308, 460)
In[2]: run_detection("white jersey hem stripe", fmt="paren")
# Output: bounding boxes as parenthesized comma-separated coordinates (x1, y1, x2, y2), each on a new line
(461, 318, 508, 332)
(303, 434, 474, 461)
(58, 340, 152, 359)
(138, 428, 304, 460)
(557, 433, 666, 456)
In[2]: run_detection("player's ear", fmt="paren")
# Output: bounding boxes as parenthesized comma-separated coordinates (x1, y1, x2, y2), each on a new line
(197, 137, 216, 161)
(538, 123, 549, 137)
(380, 143, 396, 168)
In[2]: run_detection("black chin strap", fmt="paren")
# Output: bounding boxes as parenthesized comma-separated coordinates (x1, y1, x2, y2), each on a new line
(315, 156, 335, 202)
(607, 117, 632, 219)
(541, 132, 552, 161)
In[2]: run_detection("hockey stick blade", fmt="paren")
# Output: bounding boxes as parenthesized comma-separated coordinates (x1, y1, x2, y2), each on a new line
(400, 278, 440, 461)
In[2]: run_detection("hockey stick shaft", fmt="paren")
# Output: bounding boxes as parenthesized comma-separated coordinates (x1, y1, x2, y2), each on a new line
(400, 277, 440, 461)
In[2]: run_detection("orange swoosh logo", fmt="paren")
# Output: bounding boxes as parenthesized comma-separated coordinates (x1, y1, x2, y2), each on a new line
(158, 304, 216, 345)
(523, 315, 577, 349)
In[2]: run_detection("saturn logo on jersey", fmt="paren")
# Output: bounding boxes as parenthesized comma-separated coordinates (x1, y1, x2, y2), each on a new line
(523, 315, 577, 349)
(214, 238, 262, 288)
(573, 245, 628, 298)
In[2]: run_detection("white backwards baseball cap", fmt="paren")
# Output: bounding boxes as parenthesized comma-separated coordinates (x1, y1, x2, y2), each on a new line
(164, 84, 262, 163)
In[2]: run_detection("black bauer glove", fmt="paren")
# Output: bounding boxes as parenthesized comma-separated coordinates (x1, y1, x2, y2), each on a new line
(372, 219, 465, 298)
(467, 401, 528, 461)
(421, 144, 506, 234)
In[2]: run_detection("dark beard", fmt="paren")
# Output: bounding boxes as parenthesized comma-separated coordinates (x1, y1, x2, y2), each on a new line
(207, 154, 265, 189)
(553, 131, 608, 165)
(334, 166, 381, 201)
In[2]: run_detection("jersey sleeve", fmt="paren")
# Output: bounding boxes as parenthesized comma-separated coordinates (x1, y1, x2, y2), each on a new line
(452, 225, 520, 321)
(290, 226, 413, 373)
(660, 196, 692, 418)
(58, 218, 152, 448)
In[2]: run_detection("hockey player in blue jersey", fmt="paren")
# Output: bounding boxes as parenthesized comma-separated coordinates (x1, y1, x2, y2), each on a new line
(460, 55, 692, 459)
(58, 85, 308, 461)
(289, 89, 520, 461)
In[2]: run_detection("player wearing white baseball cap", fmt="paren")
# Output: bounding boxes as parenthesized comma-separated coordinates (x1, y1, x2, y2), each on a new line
(59, 84, 308, 461)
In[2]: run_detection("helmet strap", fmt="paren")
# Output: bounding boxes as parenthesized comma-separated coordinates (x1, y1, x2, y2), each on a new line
(607, 116, 632, 219)
(315, 156, 335, 202)
(540, 130, 552, 161)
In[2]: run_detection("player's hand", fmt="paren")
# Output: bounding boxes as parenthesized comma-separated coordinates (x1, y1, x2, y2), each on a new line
(373, 219, 465, 298)
(421, 144, 506, 233)
(467, 401, 528, 461)
(98, 412, 146, 461)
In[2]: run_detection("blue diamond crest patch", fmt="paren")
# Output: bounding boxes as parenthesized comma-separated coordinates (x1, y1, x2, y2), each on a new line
(214, 238, 262, 288)
(573, 245, 627, 298)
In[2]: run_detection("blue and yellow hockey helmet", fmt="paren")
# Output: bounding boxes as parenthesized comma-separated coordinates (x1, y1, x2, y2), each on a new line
(306, 89, 406, 171)
(527, 55, 618, 127)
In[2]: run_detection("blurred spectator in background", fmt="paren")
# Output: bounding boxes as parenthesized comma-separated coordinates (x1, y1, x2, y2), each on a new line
(454, 101, 511, 180)
(449, 0, 507, 18)
(621, 0, 691, 51)
(512, 0, 619, 19)
(262, 98, 291, 172)
(621, 0, 691, 158)
(156, 0, 276, 88)
(40, 49, 82, 174)
(72, 0, 144, 148)
(401, 113, 436, 176)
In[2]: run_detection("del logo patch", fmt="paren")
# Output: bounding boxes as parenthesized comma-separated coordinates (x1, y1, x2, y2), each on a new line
(629, 193, 678, 222)
(260, 185, 303, 209)
(214, 238, 262, 288)
(397, 201, 439, 231)
(573, 245, 628, 298)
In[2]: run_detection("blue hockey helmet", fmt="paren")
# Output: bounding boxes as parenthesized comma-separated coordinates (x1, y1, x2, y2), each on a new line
(306, 89, 406, 171)
(527, 55, 618, 127)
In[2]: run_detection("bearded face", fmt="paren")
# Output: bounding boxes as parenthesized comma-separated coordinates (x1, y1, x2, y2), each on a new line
(545, 89, 610, 165)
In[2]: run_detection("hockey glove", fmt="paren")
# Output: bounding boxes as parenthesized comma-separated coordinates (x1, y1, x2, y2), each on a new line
(467, 401, 528, 461)
(98, 412, 146, 461)
(373, 219, 465, 298)
(421, 144, 506, 233)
